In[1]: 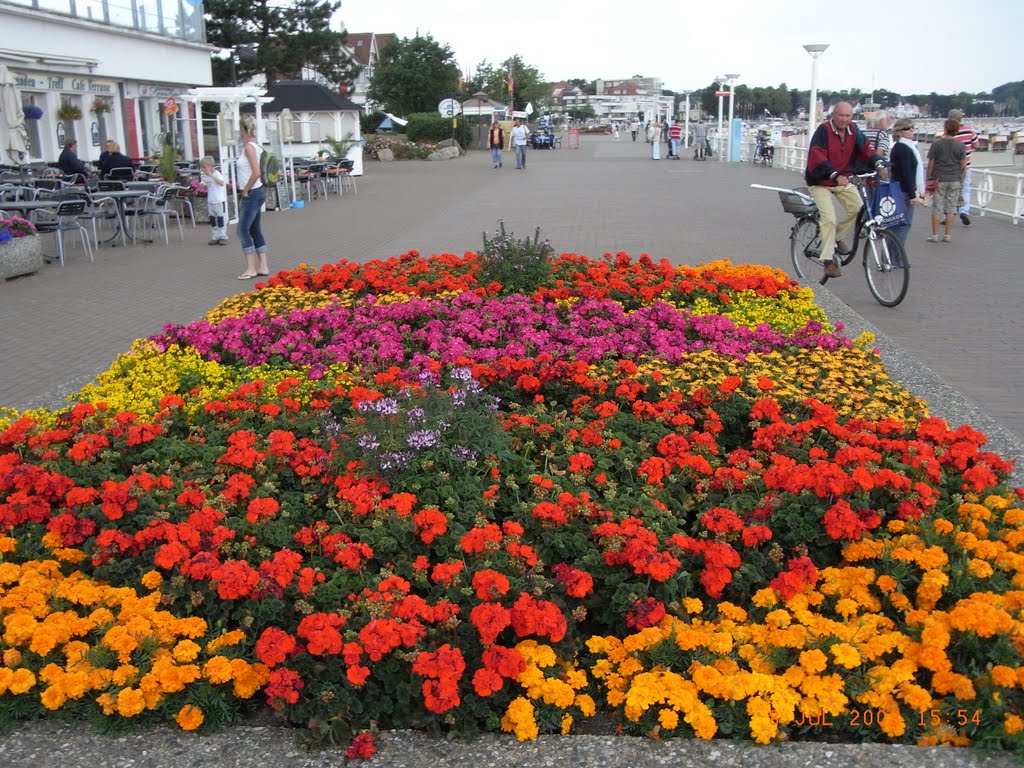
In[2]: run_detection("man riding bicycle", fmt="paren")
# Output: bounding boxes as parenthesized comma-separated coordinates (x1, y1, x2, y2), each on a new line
(805, 101, 888, 278)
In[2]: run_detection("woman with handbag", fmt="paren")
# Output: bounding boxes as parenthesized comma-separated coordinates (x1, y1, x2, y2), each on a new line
(888, 119, 925, 247)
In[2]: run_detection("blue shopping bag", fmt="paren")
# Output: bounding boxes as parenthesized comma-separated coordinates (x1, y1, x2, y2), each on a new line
(869, 180, 909, 228)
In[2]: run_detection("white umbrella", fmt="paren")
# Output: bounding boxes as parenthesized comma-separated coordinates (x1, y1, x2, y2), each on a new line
(0, 64, 30, 166)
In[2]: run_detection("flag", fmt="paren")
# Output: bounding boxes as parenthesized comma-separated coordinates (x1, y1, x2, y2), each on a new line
(525, 102, 534, 116)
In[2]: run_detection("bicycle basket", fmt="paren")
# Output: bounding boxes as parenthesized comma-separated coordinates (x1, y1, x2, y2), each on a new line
(779, 188, 817, 216)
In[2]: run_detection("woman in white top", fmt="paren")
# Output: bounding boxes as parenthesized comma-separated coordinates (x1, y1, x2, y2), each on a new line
(235, 113, 269, 279)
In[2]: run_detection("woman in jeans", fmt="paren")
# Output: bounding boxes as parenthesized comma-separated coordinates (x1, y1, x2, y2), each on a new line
(236, 113, 269, 279)
(887, 118, 925, 247)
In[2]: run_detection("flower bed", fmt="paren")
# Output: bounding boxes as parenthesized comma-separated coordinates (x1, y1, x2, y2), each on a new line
(1, 249, 1022, 759)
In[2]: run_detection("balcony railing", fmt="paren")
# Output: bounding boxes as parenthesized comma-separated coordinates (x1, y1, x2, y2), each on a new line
(1, 0, 206, 42)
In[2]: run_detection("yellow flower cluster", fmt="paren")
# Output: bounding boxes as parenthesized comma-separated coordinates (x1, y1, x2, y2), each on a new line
(637, 346, 927, 424)
(688, 288, 828, 334)
(0, 560, 268, 727)
(500, 640, 595, 740)
(583, 491, 1024, 746)
(72, 340, 354, 421)
(204, 286, 351, 324)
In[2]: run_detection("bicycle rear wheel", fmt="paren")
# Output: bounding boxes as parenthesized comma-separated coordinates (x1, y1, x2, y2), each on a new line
(789, 217, 821, 280)
(863, 228, 909, 306)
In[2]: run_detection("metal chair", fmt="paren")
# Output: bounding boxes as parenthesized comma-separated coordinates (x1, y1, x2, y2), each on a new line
(78, 190, 126, 248)
(107, 167, 135, 182)
(32, 198, 94, 267)
(171, 186, 196, 228)
(123, 184, 184, 244)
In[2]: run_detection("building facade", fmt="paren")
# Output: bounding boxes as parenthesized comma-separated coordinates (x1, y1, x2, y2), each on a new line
(547, 77, 675, 126)
(342, 31, 395, 114)
(0, 0, 213, 165)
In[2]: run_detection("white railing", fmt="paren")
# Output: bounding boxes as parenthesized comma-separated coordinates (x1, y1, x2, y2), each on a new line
(748, 140, 1024, 225)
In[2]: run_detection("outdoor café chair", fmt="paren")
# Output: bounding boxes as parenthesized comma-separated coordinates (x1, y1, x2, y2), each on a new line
(32, 198, 93, 267)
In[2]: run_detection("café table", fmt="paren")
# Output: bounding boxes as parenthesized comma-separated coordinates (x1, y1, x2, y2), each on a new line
(0, 199, 62, 218)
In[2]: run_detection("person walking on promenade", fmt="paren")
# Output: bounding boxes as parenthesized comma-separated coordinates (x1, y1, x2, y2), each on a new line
(648, 120, 662, 160)
(235, 113, 270, 279)
(888, 118, 925, 248)
(630, 119, 639, 141)
(864, 111, 892, 158)
(511, 118, 529, 170)
(804, 101, 888, 278)
(926, 117, 967, 243)
(613, 122, 621, 141)
(694, 120, 707, 159)
(487, 121, 504, 169)
(669, 119, 683, 160)
(948, 108, 979, 225)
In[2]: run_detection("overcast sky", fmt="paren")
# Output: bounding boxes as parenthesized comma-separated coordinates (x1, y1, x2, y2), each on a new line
(337, 0, 1021, 97)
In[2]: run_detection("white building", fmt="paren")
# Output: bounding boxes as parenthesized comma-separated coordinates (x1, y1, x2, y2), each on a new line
(0, 0, 213, 165)
(341, 31, 395, 114)
(548, 77, 675, 125)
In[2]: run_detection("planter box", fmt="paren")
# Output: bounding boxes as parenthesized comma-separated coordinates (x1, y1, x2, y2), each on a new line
(191, 196, 209, 224)
(0, 234, 45, 280)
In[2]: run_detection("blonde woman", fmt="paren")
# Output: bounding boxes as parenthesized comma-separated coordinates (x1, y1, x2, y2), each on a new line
(236, 113, 270, 279)
(98, 140, 133, 179)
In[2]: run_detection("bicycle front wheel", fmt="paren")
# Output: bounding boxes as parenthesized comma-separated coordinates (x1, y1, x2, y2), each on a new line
(863, 228, 909, 306)
(789, 217, 821, 280)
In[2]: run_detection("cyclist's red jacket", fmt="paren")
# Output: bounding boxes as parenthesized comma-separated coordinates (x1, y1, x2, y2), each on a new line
(804, 120, 884, 186)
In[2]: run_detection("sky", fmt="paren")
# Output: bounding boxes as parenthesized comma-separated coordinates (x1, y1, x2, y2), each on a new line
(335, 0, 1022, 98)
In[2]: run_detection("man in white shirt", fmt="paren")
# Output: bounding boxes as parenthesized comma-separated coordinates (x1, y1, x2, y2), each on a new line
(511, 118, 530, 170)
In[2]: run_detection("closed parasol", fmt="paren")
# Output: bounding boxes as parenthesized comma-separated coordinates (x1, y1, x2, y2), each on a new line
(0, 64, 30, 165)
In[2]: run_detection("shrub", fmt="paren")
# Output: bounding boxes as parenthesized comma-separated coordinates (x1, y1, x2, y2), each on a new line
(477, 222, 554, 296)
(405, 112, 472, 148)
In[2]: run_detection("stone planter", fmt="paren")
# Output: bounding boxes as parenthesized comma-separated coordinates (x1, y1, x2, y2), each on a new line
(0, 235, 45, 280)
(191, 195, 209, 224)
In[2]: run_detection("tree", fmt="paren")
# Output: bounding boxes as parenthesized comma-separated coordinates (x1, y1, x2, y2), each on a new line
(503, 56, 545, 113)
(204, 0, 360, 89)
(367, 34, 461, 116)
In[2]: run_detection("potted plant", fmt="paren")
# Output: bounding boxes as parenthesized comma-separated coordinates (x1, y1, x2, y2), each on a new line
(57, 101, 82, 143)
(57, 101, 82, 121)
(91, 97, 112, 116)
(0, 216, 44, 280)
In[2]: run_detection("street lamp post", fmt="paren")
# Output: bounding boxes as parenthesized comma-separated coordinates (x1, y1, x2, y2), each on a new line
(724, 74, 739, 162)
(715, 77, 725, 161)
(683, 93, 690, 148)
(803, 44, 829, 150)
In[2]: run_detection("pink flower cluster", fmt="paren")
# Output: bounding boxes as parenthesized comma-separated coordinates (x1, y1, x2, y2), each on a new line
(153, 294, 852, 376)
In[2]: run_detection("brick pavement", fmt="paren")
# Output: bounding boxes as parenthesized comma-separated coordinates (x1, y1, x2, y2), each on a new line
(1, 136, 1021, 456)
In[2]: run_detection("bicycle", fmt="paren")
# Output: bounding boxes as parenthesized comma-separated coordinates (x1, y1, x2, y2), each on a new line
(752, 172, 910, 307)
(754, 137, 774, 167)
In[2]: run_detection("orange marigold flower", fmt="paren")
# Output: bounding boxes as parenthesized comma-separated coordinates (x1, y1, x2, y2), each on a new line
(175, 704, 204, 731)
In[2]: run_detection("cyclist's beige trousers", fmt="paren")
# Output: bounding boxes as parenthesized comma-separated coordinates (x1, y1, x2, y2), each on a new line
(809, 184, 863, 260)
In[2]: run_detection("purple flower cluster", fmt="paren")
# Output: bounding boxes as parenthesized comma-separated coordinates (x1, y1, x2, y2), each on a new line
(151, 294, 853, 376)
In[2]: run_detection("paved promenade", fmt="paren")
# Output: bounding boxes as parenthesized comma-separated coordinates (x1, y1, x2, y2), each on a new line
(1, 135, 1021, 475)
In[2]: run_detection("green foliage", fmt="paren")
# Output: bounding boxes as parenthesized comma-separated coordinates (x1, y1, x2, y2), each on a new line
(360, 111, 388, 134)
(158, 145, 178, 182)
(404, 113, 472, 147)
(367, 34, 461, 116)
(478, 222, 555, 296)
(331, 368, 512, 489)
(320, 133, 360, 158)
(204, 0, 360, 88)
(362, 136, 433, 160)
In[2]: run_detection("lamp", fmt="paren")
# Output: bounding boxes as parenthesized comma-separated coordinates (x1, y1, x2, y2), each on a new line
(803, 44, 829, 149)
(724, 74, 739, 162)
(715, 76, 725, 161)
